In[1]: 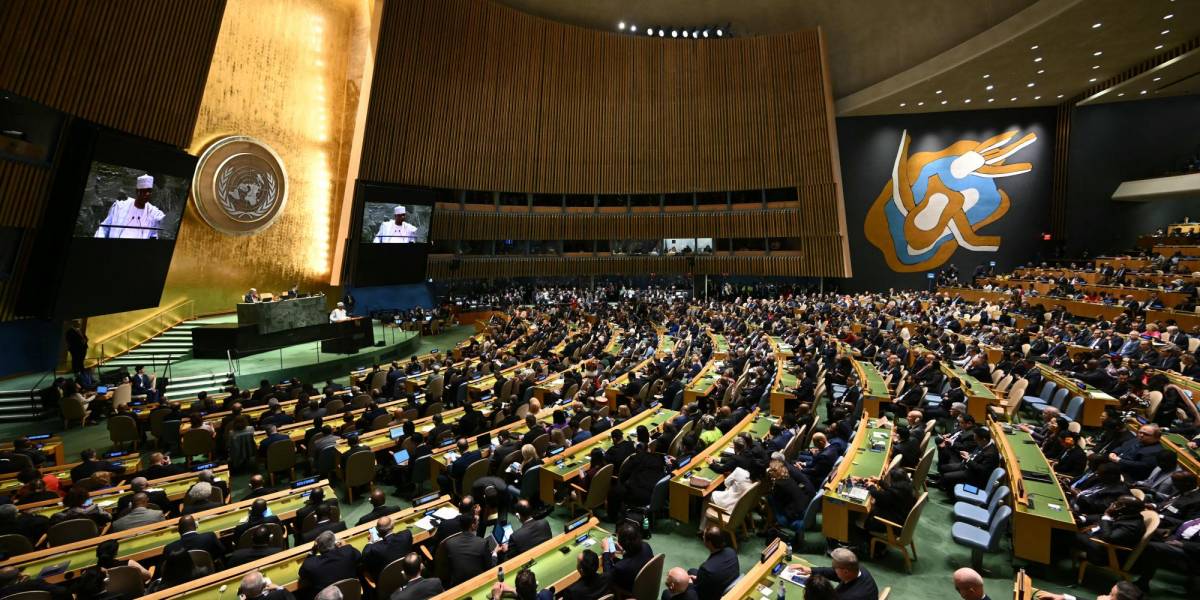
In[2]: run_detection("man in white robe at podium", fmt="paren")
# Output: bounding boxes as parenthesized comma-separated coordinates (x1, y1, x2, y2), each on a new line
(95, 174, 167, 239)
(372, 205, 419, 243)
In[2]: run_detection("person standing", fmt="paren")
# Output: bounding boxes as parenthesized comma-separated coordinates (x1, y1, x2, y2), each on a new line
(65, 320, 89, 383)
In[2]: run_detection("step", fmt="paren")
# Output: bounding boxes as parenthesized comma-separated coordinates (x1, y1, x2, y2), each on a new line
(139, 340, 193, 348)
(169, 372, 233, 384)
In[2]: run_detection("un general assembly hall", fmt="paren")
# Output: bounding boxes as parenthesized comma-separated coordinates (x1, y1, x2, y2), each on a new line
(3, 1, 1200, 600)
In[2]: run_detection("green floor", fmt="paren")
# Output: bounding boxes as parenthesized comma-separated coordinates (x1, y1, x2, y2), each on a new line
(2, 324, 1189, 599)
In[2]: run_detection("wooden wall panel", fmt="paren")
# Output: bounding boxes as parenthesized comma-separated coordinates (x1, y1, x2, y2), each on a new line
(427, 253, 842, 279)
(0, 0, 227, 321)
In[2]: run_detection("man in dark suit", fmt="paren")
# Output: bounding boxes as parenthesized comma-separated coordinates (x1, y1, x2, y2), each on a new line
(0, 566, 72, 600)
(505, 500, 552, 557)
(389, 552, 444, 600)
(227, 524, 281, 568)
(116, 477, 173, 516)
(139, 452, 185, 481)
(164, 515, 226, 566)
(602, 521, 654, 594)
(440, 438, 483, 495)
(521, 415, 547, 446)
(297, 502, 346, 544)
(952, 567, 992, 600)
(938, 426, 1000, 492)
(244, 474, 278, 500)
(691, 527, 739, 600)
(604, 429, 636, 470)
(560, 549, 610, 600)
(789, 548, 878, 600)
(237, 571, 295, 600)
(258, 424, 291, 458)
(490, 430, 522, 474)
(232, 499, 283, 543)
(296, 489, 335, 526)
(443, 513, 497, 585)
(297, 530, 360, 600)
(1111, 424, 1165, 482)
(69, 448, 127, 483)
(356, 489, 401, 526)
(360, 515, 413, 580)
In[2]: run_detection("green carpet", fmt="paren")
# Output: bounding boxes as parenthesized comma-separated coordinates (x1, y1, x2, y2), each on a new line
(2, 324, 1189, 599)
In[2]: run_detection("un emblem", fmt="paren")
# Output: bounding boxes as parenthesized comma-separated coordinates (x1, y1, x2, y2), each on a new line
(865, 129, 1036, 272)
(192, 136, 288, 236)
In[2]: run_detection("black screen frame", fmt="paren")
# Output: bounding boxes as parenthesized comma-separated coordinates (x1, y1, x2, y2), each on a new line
(348, 181, 445, 286)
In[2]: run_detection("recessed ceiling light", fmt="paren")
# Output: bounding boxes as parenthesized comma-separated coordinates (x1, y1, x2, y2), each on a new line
(964, 99, 972, 103)
(1089, 77, 1098, 82)
(1026, 82, 1035, 88)
(986, 84, 994, 91)
(1030, 44, 1039, 50)
(1034, 95, 1041, 100)
(982, 74, 991, 79)
(1037, 69, 1045, 74)
(630, 25, 637, 32)
(1093, 51, 1103, 56)
(1118, 92, 1125, 97)
(1153, 77, 1162, 82)
(1164, 14, 1174, 20)
(935, 89, 943, 94)
(1155, 44, 1164, 50)
(618, 21, 626, 30)
(900, 102, 907, 107)
(1034, 57, 1043, 62)
(940, 100, 948, 105)
(1092, 65, 1100, 70)
(1140, 90, 1148, 95)
(1056, 94, 1064, 99)
(987, 98, 995, 103)
(1010, 97, 1018, 101)
(1092, 22, 1102, 29)
(1162, 30, 1171, 35)
(917, 101, 924, 106)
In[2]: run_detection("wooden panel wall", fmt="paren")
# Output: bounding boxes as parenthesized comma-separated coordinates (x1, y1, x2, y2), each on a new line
(0, 0, 227, 321)
(428, 254, 831, 279)
(361, 0, 839, 195)
(437, 208, 826, 240)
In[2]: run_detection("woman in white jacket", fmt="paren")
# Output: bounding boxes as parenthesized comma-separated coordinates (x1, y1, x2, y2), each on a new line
(700, 466, 754, 529)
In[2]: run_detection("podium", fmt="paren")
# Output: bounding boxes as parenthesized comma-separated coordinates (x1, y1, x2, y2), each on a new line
(192, 295, 375, 358)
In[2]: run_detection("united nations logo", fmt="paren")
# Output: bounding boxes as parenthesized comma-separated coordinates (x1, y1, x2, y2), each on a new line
(192, 136, 288, 235)
(864, 129, 1036, 272)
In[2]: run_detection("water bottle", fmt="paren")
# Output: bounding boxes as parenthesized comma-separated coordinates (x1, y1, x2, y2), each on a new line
(497, 566, 504, 582)
(779, 580, 787, 599)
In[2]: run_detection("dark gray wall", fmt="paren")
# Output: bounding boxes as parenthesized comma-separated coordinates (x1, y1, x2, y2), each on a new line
(1065, 95, 1200, 255)
(836, 107, 1056, 291)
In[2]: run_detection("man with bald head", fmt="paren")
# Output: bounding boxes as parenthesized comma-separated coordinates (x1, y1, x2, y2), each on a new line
(164, 514, 226, 563)
(0, 565, 71, 600)
(112, 492, 164, 531)
(238, 570, 295, 600)
(355, 488, 399, 526)
(140, 451, 184, 480)
(1111, 423, 1165, 481)
(228, 525, 281, 568)
(389, 552, 444, 600)
(298, 531, 360, 600)
(361, 515, 412, 580)
(952, 568, 990, 600)
(661, 567, 698, 600)
(116, 475, 173, 515)
(245, 473, 278, 500)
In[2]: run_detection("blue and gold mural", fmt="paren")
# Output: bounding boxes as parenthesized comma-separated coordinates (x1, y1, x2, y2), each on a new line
(865, 129, 1037, 272)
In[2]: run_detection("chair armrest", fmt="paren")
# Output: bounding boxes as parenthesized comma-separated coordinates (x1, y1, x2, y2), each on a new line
(707, 503, 732, 516)
(1087, 537, 1133, 553)
(873, 516, 904, 529)
(35, 533, 46, 547)
(420, 545, 433, 561)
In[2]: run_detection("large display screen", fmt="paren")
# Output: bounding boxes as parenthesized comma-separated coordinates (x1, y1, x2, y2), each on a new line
(349, 182, 443, 286)
(18, 120, 197, 319)
(74, 162, 189, 240)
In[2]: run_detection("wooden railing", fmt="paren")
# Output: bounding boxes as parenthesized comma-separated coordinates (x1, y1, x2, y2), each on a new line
(81, 299, 196, 369)
(427, 249, 846, 279)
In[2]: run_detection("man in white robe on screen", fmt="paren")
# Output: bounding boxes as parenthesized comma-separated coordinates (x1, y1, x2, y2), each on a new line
(373, 205, 419, 243)
(95, 174, 166, 239)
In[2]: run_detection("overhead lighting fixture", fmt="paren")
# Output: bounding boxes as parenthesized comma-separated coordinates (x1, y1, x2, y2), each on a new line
(1057, 94, 1064, 99)
(630, 25, 637, 32)
(681, 30, 689, 38)
(1118, 92, 1125, 97)
(899, 102, 907, 107)
(671, 30, 678, 37)
(1037, 69, 1045, 74)
(982, 74, 991, 79)
(917, 101, 924, 106)
(1034, 95, 1041, 100)
(1092, 22, 1102, 29)
(716, 28, 723, 37)
(1010, 97, 1018, 101)
(986, 85, 994, 91)
(1034, 57, 1043, 62)
(1030, 44, 1039, 50)
(1093, 51, 1103, 56)
(1026, 82, 1035, 88)
(987, 98, 995, 103)
(964, 99, 972, 103)
(702, 30, 709, 38)
(658, 30, 665, 37)
(1164, 14, 1174, 20)
(1161, 29, 1171, 35)
(618, 21, 626, 30)
(1153, 76, 1162, 82)
(1140, 90, 1148, 95)
(1092, 65, 1100, 69)
(1155, 44, 1164, 50)
(935, 89, 943, 94)
(646, 28, 654, 35)
(940, 100, 948, 105)
(1089, 77, 1098, 82)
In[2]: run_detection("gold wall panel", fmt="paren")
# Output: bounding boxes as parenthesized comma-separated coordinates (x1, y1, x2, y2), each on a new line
(88, 0, 374, 339)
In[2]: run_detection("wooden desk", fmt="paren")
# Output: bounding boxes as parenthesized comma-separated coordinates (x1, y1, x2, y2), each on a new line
(538, 407, 677, 504)
(668, 410, 772, 523)
(940, 362, 998, 421)
(1148, 308, 1200, 331)
(0, 453, 143, 496)
(711, 331, 730, 359)
(1013, 569, 1033, 600)
(1, 481, 333, 581)
(657, 334, 676, 357)
(432, 518, 608, 600)
(140, 496, 452, 600)
(0, 435, 65, 466)
(855, 360, 891, 417)
(603, 356, 655, 408)
(720, 539, 795, 599)
(21, 464, 231, 519)
(821, 416, 893, 542)
(770, 361, 797, 416)
(1032, 364, 1117, 427)
(992, 422, 1076, 564)
(683, 360, 723, 405)
(431, 405, 559, 490)
(768, 336, 795, 359)
(1162, 432, 1200, 477)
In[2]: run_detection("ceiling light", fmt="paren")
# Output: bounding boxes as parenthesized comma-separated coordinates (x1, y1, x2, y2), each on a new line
(899, 102, 907, 107)
(630, 25, 637, 32)
(987, 98, 995, 103)
(986, 84, 994, 90)
(1162, 29, 1171, 35)
(1034, 95, 1041, 100)
(964, 99, 971, 103)
(940, 100, 948, 105)
(716, 28, 723, 37)
(1118, 92, 1125, 97)
(671, 30, 678, 38)
(1010, 97, 1018, 101)
(1026, 82, 1035, 88)
(1153, 77, 1162, 82)
(1092, 65, 1100, 69)
(703, 30, 709, 38)
(1030, 44, 1039, 50)
(982, 74, 990, 79)
(1140, 90, 1148, 95)
(1034, 57, 1043, 62)
(618, 21, 626, 30)
(1089, 77, 1097, 82)
(681, 30, 689, 38)
(646, 28, 654, 35)
(1057, 94, 1064, 99)
(935, 89, 943, 94)
(658, 30, 665, 37)
(1037, 69, 1045, 74)
(917, 101, 924, 106)
(1155, 44, 1164, 50)
(1093, 51, 1103, 56)
(1164, 14, 1174, 20)
(1092, 22, 1102, 29)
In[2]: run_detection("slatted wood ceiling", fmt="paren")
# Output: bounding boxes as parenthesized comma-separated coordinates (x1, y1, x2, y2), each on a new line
(0, 0, 226, 321)
(360, 0, 850, 277)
